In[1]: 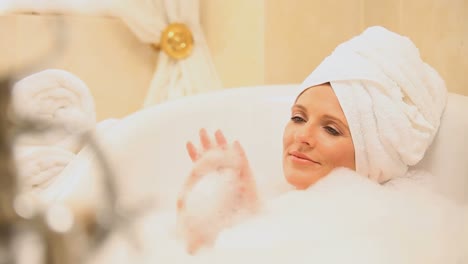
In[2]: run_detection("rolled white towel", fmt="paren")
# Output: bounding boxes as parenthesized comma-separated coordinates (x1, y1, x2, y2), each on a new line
(14, 145, 76, 204)
(12, 69, 96, 153)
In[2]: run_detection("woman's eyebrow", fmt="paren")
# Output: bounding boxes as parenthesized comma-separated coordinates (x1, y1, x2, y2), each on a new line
(291, 104, 307, 111)
(323, 114, 349, 131)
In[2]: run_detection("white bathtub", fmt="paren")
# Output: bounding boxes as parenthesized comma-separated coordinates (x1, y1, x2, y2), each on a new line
(60, 84, 468, 263)
(87, 85, 468, 210)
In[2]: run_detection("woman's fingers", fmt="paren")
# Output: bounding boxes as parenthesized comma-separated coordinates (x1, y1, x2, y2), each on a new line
(233, 141, 249, 178)
(190, 130, 247, 166)
(231, 143, 260, 213)
(198, 128, 228, 153)
(199, 128, 212, 150)
(188, 129, 222, 162)
(233, 140, 247, 159)
(214, 129, 227, 147)
(233, 141, 258, 203)
(186, 141, 199, 162)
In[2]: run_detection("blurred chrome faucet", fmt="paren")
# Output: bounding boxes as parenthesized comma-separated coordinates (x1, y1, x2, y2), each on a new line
(0, 75, 125, 264)
(0, 15, 144, 262)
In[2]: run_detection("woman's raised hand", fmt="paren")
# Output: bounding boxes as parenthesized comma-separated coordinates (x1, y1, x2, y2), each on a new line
(176, 128, 259, 254)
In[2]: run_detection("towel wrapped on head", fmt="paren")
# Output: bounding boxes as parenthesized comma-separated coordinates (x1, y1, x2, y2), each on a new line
(297, 26, 447, 183)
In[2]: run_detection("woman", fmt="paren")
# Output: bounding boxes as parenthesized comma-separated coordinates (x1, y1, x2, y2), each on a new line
(176, 26, 453, 255)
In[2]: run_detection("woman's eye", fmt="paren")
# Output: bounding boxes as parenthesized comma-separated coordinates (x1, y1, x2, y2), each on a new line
(291, 116, 305, 123)
(324, 126, 340, 136)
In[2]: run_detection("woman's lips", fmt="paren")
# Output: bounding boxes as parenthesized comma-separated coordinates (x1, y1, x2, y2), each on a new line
(288, 151, 320, 165)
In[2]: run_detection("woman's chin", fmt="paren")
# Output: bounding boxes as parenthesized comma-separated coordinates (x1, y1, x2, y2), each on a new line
(284, 172, 322, 190)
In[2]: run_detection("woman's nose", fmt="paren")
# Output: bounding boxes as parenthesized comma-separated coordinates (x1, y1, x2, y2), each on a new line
(294, 125, 317, 147)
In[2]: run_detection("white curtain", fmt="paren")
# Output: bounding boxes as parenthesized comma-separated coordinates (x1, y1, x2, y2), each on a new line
(115, 0, 222, 107)
(0, 0, 222, 107)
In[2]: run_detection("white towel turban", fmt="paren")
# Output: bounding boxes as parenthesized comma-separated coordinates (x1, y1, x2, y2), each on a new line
(296, 26, 447, 183)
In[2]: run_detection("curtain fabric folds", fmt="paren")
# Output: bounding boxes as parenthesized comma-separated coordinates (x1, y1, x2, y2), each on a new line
(1, 0, 222, 107)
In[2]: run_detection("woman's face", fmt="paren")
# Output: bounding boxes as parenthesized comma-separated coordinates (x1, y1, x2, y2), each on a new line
(282, 83, 355, 189)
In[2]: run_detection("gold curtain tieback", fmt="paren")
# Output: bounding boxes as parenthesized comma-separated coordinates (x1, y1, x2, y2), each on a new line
(152, 23, 194, 60)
